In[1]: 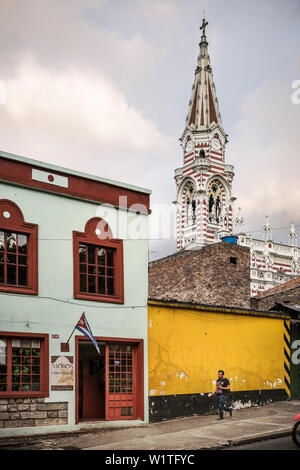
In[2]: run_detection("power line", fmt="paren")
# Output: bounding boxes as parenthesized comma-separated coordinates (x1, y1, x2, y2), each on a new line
(0, 292, 147, 309)
(234, 221, 300, 234)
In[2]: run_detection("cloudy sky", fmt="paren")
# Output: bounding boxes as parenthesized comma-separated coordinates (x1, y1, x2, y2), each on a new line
(0, 0, 299, 259)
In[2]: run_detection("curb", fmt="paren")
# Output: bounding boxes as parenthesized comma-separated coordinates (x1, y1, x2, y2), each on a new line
(226, 428, 292, 448)
(195, 428, 293, 450)
(0, 423, 294, 450)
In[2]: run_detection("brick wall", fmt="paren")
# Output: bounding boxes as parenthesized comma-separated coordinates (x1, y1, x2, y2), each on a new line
(0, 398, 68, 429)
(149, 242, 251, 309)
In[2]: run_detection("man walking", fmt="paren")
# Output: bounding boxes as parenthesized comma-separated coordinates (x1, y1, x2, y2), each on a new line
(212, 370, 233, 420)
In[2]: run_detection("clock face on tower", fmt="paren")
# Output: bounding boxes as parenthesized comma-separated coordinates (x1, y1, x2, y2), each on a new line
(185, 140, 194, 154)
(211, 138, 221, 151)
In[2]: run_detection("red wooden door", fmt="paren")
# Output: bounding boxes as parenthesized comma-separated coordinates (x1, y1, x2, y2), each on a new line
(105, 344, 136, 420)
(82, 356, 105, 419)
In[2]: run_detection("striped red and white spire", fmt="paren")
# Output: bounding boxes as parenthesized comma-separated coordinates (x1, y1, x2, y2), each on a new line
(175, 18, 236, 252)
(181, 18, 226, 139)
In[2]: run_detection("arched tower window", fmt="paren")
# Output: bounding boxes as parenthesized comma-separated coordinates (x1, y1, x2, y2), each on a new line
(184, 181, 196, 226)
(199, 149, 205, 158)
(207, 180, 223, 224)
(209, 194, 214, 214)
(191, 199, 196, 223)
(215, 196, 221, 221)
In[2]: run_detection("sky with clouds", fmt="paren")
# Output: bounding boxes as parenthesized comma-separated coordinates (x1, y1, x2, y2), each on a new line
(0, 0, 299, 259)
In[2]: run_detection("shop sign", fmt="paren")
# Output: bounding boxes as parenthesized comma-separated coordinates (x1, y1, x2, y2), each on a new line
(51, 356, 74, 390)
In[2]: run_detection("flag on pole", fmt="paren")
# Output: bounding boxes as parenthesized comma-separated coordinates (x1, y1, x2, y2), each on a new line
(75, 312, 100, 355)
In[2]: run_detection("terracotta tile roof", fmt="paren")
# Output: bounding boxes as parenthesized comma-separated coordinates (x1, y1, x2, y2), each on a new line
(148, 242, 251, 309)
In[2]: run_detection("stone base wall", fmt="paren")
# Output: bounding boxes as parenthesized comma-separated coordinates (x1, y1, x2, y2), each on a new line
(0, 398, 68, 429)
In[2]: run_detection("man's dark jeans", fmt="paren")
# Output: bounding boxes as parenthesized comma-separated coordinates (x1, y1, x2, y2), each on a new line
(217, 394, 231, 418)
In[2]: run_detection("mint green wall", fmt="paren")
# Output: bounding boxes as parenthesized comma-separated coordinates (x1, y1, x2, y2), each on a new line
(0, 182, 149, 435)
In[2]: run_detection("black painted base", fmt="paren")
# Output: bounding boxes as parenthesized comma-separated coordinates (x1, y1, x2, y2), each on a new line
(149, 389, 289, 422)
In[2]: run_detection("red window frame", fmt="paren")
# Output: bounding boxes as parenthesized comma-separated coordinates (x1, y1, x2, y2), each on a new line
(0, 200, 38, 295)
(0, 332, 49, 398)
(73, 217, 124, 304)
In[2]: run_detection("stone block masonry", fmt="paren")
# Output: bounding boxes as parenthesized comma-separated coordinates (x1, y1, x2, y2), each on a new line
(0, 398, 68, 429)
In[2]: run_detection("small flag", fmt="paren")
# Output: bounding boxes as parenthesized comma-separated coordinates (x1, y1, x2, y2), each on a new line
(75, 312, 100, 355)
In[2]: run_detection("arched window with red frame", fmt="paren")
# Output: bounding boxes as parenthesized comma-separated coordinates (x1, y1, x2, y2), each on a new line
(73, 217, 124, 304)
(0, 200, 38, 295)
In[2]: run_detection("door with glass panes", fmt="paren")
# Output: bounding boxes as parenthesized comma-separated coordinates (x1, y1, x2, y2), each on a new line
(105, 343, 136, 420)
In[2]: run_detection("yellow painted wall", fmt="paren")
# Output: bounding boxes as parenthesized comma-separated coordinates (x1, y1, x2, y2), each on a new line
(148, 303, 289, 397)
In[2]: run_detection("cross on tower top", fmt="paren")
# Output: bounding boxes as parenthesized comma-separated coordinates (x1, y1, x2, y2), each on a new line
(200, 18, 208, 36)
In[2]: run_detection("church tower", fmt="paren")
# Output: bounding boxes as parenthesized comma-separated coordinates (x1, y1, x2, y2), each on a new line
(174, 19, 236, 250)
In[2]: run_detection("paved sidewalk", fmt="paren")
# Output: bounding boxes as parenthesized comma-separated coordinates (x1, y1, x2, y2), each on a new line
(0, 400, 299, 450)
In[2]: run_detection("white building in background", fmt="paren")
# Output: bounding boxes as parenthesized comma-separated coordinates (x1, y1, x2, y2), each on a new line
(230, 218, 300, 297)
(174, 19, 300, 297)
